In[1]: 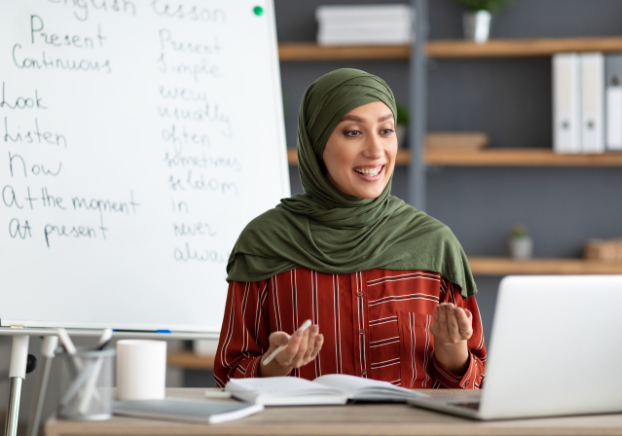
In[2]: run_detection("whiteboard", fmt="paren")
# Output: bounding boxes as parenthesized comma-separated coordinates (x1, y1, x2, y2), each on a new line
(0, 0, 289, 333)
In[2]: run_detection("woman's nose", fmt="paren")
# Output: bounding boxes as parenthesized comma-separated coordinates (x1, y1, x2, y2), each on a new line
(363, 133, 384, 159)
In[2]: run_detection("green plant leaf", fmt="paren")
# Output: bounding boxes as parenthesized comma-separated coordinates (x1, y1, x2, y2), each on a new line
(457, 0, 511, 13)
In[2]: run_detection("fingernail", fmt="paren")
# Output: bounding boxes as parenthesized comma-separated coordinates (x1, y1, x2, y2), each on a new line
(312, 325, 319, 333)
(318, 334, 324, 341)
(296, 330, 303, 337)
(280, 336, 288, 345)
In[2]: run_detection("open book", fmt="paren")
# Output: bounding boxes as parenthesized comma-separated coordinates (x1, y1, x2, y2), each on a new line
(224, 374, 428, 406)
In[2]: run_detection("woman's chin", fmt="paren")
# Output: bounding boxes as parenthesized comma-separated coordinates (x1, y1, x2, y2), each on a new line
(350, 183, 387, 199)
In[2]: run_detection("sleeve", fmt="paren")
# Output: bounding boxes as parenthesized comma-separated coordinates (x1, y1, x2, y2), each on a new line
(213, 279, 272, 388)
(431, 279, 487, 389)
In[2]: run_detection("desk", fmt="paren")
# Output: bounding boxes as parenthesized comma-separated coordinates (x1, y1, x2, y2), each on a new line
(45, 388, 622, 436)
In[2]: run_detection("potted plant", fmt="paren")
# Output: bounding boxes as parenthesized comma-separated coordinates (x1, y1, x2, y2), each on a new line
(508, 224, 533, 260)
(456, 0, 511, 43)
(395, 103, 409, 148)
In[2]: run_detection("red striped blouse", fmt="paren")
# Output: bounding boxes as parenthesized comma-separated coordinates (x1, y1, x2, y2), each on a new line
(215, 268, 486, 389)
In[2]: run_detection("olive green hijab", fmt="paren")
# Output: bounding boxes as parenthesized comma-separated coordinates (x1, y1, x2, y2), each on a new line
(227, 68, 477, 298)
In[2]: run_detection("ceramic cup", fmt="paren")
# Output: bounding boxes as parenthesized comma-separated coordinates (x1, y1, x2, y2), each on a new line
(116, 340, 166, 400)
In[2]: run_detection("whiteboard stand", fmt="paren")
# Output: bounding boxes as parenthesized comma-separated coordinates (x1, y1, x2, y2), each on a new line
(26, 336, 58, 436)
(5, 335, 30, 436)
(0, 329, 216, 436)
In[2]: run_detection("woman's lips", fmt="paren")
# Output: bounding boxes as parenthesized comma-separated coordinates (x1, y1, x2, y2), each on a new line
(353, 165, 385, 182)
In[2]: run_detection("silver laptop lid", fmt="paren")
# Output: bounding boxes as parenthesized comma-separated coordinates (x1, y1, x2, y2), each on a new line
(480, 275, 622, 420)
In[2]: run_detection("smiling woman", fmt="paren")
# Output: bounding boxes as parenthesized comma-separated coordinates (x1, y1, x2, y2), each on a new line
(215, 69, 486, 389)
(323, 101, 397, 199)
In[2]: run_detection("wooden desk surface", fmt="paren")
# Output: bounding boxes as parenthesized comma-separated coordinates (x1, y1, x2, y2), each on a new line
(45, 388, 622, 436)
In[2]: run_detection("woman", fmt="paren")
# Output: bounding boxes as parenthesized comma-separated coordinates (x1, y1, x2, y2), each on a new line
(215, 69, 486, 389)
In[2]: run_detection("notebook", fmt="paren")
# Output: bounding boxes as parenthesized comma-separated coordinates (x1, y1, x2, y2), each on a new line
(113, 399, 264, 424)
(224, 374, 428, 406)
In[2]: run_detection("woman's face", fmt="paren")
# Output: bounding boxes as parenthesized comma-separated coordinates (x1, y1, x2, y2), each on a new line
(322, 101, 397, 199)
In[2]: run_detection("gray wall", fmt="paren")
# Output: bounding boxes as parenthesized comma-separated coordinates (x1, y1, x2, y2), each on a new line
(277, 0, 622, 344)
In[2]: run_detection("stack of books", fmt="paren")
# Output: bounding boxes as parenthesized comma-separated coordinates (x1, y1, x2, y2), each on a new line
(553, 52, 622, 153)
(316, 4, 413, 46)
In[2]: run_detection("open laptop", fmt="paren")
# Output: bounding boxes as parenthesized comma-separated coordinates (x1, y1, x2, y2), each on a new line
(407, 275, 622, 420)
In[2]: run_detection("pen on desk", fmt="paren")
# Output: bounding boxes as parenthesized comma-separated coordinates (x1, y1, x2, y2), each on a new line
(263, 319, 312, 366)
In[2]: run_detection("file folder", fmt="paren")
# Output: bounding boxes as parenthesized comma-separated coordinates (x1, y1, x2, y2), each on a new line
(553, 53, 581, 153)
(605, 54, 622, 151)
(580, 53, 605, 153)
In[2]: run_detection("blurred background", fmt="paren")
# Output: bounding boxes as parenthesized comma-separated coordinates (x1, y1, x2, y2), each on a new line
(3, 0, 622, 432)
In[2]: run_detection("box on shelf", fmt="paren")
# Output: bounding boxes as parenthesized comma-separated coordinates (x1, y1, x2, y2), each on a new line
(426, 132, 489, 150)
(584, 238, 622, 261)
(316, 5, 412, 46)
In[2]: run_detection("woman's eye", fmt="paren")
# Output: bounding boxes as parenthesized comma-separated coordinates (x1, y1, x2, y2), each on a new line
(381, 129, 395, 135)
(345, 130, 361, 137)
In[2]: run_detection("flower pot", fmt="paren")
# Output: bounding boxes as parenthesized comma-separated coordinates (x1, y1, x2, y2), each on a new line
(508, 237, 533, 260)
(463, 10, 491, 43)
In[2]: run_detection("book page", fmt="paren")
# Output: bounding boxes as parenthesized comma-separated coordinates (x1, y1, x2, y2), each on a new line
(314, 374, 426, 398)
(226, 377, 341, 396)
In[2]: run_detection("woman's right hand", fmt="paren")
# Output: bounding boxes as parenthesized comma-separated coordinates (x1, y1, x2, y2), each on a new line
(258, 325, 323, 377)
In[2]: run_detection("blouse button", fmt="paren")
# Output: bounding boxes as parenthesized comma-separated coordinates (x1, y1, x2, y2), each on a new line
(357, 292, 363, 297)
(358, 329, 365, 335)
(361, 369, 367, 375)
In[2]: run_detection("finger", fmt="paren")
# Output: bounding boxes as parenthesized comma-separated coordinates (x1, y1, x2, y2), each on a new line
(456, 307, 473, 340)
(268, 332, 289, 349)
(445, 304, 461, 342)
(308, 334, 324, 361)
(302, 325, 319, 362)
(277, 327, 305, 366)
(291, 328, 311, 367)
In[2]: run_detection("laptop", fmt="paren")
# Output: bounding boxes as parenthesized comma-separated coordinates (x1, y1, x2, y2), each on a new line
(407, 275, 622, 420)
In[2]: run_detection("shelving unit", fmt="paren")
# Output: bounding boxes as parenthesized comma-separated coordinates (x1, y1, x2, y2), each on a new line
(280, 1, 622, 275)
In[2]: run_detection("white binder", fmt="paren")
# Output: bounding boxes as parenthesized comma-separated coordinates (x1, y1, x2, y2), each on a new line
(605, 54, 622, 151)
(552, 53, 581, 153)
(580, 52, 605, 153)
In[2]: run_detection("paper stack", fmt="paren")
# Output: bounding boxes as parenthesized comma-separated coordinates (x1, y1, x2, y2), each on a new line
(316, 4, 413, 46)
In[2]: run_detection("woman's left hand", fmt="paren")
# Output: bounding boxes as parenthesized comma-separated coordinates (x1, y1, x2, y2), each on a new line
(430, 302, 472, 375)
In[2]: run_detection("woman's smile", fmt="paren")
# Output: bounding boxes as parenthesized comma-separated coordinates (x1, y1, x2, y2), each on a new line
(353, 164, 385, 181)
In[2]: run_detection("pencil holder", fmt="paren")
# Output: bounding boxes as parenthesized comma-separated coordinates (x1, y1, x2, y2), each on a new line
(57, 349, 115, 421)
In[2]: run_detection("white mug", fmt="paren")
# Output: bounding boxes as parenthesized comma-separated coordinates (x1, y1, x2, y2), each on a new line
(116, 340, 166, 400)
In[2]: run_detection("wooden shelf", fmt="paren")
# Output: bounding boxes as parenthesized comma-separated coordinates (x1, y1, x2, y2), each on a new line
(279, 37, 622, 61)
(426, 148, 622, 166)
(279, 42, 409, 61)
(427, 37, 622, 58)
(469, 257, 622, 275)
(287, 148, 622, 166)
(167, 351, 214, 370)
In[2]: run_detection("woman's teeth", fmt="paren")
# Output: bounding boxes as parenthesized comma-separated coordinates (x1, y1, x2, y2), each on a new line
(354, 167, 381, 176)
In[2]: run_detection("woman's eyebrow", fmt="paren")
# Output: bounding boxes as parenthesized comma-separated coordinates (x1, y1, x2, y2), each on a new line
(340, 113, 394, 123)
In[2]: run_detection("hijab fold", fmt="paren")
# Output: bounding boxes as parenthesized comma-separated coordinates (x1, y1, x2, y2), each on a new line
(227, 69, 477, 298)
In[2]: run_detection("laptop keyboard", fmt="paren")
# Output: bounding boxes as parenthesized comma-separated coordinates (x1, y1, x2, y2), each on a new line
(449, 401, 480, 410)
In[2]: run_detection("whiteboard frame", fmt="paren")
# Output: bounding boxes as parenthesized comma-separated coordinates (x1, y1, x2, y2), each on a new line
(0, 0, 290, 335)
